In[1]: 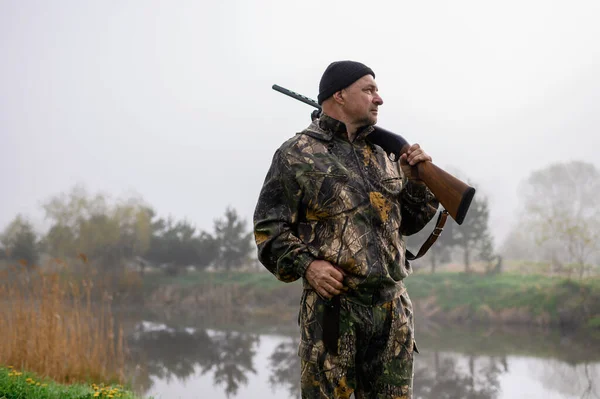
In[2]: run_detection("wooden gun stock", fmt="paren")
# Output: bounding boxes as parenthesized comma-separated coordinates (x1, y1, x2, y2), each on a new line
(368, 127, 475, 225)
(415, 162, 475, 225)
(272, 84, 476, 225)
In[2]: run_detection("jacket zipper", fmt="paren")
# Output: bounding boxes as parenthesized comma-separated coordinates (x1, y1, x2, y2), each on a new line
(349, 138, 383, 305)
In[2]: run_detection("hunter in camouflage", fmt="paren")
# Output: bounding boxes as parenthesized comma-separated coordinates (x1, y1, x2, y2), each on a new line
(253, 61, 439, 398)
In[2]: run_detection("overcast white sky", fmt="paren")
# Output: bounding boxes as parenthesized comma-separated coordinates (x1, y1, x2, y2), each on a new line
(1, 0, 599, 247)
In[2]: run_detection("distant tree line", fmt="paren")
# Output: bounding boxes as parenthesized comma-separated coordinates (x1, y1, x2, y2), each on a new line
(2, 160, 598, 279)
(0, 184, 255, 276)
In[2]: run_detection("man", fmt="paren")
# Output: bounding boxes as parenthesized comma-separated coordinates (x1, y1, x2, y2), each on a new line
(253, 61, 439, 398)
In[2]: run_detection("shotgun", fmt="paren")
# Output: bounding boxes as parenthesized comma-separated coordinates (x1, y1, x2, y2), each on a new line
(272, 84, 476, 225)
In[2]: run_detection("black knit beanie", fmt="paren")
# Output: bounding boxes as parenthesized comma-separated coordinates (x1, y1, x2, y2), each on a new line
(317, 60, 375, 105)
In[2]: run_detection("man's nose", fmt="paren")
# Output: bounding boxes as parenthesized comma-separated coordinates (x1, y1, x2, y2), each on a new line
(373, 94, 383, 105)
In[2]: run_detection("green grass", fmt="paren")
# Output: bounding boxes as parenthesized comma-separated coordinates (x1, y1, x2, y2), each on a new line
(405, 272, 600, 318)
(588, 316, 600, 328)
(142, 270, 600, 328)
(143, 269, 295, 291)
(0, 367, 146, 399)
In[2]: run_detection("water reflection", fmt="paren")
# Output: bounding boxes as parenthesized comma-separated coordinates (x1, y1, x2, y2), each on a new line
(127, 321, 600, 399)
(266, 345, 505, 399)
(265, 341, 505, 399)
(267, 338, 301, 398)
(414, 353, 502, 399)
(128, 322, 260, 397)
(210, 331, 260, 396)
(535, 359, 599, 399)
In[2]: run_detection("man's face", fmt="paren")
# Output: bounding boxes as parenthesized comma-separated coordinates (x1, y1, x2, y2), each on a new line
(340, 74, 384, 126)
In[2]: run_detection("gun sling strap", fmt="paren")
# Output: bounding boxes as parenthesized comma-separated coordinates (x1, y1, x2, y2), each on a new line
(406, 209, 449, 261)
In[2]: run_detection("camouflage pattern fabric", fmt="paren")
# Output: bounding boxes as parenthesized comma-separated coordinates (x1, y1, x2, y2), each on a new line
(253, 114, 439, 306)
(299, 287, 417, 399)
(253, 114, 438, 398)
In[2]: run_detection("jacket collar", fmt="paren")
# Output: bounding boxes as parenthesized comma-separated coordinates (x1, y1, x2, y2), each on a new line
(301, 114, 375, 142)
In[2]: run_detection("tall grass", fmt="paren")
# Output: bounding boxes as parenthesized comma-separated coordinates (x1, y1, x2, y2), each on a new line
(0, 260, 127, 386)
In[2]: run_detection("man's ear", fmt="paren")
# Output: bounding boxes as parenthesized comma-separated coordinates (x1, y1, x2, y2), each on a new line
(333, 90, 344, 105)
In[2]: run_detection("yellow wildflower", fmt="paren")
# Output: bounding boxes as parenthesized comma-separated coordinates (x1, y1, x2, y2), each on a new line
(93, 393, 100, 397)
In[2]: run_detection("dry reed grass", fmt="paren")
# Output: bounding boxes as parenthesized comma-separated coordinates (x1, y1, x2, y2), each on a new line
(0, 258, 127, 385)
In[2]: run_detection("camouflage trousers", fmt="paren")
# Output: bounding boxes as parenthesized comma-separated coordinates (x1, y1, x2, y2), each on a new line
(298, 287, 417, 399)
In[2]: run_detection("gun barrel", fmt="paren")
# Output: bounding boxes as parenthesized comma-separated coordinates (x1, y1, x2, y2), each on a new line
(272, 85, 321, 110)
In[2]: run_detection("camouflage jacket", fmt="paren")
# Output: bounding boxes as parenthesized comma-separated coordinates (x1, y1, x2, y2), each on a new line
(253, 114, 439, 305)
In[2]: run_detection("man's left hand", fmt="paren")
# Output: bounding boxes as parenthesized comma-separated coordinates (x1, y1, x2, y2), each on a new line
(399, 143, 431, 180)
(400, 143, 432, 166)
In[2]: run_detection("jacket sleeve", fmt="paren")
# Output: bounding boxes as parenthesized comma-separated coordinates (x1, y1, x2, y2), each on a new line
(253, 149, 315, 283)
(400, 180, 440, 236)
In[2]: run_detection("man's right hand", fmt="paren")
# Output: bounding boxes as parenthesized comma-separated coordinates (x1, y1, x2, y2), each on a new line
(305, 260, 346, 299)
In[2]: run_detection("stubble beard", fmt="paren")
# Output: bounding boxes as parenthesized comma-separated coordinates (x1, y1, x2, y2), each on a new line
(349, 109, 378, 129)
(359, 114, 377, 127)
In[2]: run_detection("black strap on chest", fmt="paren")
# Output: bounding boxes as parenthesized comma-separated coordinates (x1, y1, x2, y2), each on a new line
(405, 209, 449, 261)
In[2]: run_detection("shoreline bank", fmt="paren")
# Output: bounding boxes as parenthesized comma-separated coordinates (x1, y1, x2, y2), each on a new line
(142, 271, 600, 331)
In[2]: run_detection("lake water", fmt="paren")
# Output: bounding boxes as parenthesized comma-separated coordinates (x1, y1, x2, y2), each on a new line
(124, 317, 600, 399)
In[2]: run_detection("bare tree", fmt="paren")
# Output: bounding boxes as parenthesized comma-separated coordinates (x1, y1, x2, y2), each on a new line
(519, 161, 600, 278)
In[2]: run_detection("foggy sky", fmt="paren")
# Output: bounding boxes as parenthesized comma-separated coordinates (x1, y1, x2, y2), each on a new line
(1, 0, 599, 247)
